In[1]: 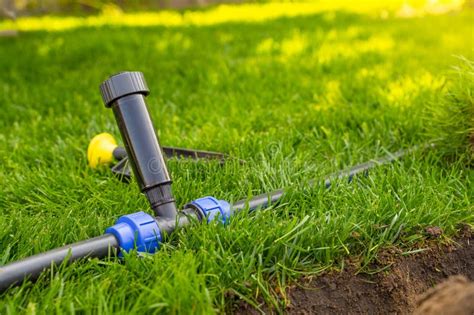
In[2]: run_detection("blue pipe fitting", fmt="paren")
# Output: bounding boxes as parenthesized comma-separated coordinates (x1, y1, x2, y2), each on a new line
(105, 211, 161, 253)
(189, 196, 232, 224)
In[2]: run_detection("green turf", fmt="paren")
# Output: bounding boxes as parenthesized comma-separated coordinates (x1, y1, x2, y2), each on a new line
(0, 4, 473, 313)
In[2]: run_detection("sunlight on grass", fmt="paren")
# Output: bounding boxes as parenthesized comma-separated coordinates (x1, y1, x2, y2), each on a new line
(317, 35, 395, 65)
(383, 72, 445, 108)
(254, 27, 394, 66)
(36, 37, 64, 56)
(357, 63, 393, 81)
(256, 38, 276, 55)
(155, 32, 192, 52)
(0, 0, 466, 32)
(280, 31, 308, 60)
(397, 0, 465, 17)
(256, 31, 308, 61)
(311, 80, 343, 112)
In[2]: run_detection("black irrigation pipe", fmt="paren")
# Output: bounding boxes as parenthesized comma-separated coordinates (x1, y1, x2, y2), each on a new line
(0, 72, 428, 292)
(0, 145, 420, 292)
(233, 145, 427, 212)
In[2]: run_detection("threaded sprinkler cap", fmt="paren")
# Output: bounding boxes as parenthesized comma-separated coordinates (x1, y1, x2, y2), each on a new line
(100, 71, 150, 107)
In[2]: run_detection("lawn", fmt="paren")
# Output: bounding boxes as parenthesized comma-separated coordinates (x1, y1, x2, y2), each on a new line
(0, 1, 473, 313)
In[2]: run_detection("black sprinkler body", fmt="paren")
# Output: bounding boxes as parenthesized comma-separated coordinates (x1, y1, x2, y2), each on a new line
(100, 72, 177, 219)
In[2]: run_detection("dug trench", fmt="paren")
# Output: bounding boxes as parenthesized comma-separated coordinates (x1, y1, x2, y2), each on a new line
(236, 226, 473, 314)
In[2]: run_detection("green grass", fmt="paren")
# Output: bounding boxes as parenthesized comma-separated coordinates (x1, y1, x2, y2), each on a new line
(423, 57, 474, 163)
(0, 4, 473, 313)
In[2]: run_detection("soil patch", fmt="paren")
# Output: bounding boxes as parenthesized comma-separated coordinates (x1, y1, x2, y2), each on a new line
(238, 228, 473, 314)
(288, 234, 473, 314)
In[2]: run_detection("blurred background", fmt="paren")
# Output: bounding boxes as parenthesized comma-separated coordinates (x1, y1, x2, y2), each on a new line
(2, 0, 243, 17)
(1, 0, 473, 18)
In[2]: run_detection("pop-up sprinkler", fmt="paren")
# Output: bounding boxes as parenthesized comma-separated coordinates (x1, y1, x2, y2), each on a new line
(0, 71, 423, 291)
(0, 72, 236, 291)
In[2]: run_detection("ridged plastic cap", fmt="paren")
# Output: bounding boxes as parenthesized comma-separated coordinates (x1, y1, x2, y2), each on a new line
(100, 71, 150, 107)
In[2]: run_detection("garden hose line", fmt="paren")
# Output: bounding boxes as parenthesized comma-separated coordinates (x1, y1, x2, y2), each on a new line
(0, 71, 435, 292)
(0, 144, 428, 292)
(0, 235, 119, 291)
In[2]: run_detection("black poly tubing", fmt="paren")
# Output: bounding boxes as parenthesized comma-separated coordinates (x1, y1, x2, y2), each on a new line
(0, 235, 119, 291)
(0, 145, 426, 292)
(233, 146, 423, 212)
(233, 190, 285, 212)
(321, 147, 413, 188)
(110, 146, 233, 182)
(112, 145, 229, 162)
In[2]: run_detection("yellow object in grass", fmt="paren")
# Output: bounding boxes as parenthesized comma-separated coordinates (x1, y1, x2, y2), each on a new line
(87, 133, 118, 168)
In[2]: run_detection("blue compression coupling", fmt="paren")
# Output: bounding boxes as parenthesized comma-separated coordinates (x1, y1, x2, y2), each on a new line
(189, 196, 232, 224)
(105, 211, 161, 253)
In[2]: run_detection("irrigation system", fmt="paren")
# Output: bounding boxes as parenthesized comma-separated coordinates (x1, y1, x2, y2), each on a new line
(0, 72, 421, 292)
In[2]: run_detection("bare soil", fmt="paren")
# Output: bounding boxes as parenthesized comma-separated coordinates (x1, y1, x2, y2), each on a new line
(237, 226, 473, 314)
(414, 275, 474, 315)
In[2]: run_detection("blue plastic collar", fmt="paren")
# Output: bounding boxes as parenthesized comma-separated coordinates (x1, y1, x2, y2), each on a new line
(105, 211, 161, 253)
(189, 196, 232, 224)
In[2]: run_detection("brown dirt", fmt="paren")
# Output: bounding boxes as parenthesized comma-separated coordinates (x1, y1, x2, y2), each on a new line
(237, 227, 474, 314)
(414, 275, 474, 315)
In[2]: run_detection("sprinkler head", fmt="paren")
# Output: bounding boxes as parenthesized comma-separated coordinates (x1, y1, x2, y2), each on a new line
(100, 71, 178, 219)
